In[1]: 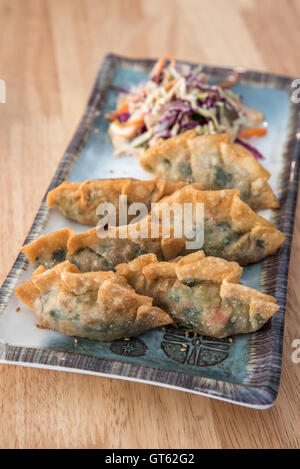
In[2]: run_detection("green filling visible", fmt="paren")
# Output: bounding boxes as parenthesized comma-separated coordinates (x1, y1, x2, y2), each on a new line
(256, 239, 266, 249)
(170, 290, 181, 303)
(35, 248, 67, 269)
(182, 307, 200, 320)
(70, 247, 112, 272)
(214, 166, 232, 188)
(185, 278, 196, 288)
(204, 222, 213, 239)
(216, 221, 231, 231)
(63, 199, 81, 220)
(216, 221, 240, 245)
(241, 190, 250, 202)
(176, 322, 193, 330)
(222, 316, 238, 336)
(51, 248, 67, 264)
(224, 231, 242, 246)
(177, 162, 192, 178)
(203, 219, 242, 254)
(50, 309, 61, 319)
(192, 282, 219, 310)
(133, 245, 149, 258)
(254, 313, 265, 327)
(222, 297, 250, 335)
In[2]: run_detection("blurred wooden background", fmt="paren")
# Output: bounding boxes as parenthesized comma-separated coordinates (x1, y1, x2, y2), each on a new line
(0, 0, 300, 449)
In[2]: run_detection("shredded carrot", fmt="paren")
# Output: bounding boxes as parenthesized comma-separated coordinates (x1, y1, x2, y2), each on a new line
(217, 72, 239, 88)
(108, 103, 129, 121)
(123, 117, 144, 127)
(108, 87, 147, 120)
(165, 79, 178, 91)
(238, 127, 267, 139)
(153, 55, 176, 81)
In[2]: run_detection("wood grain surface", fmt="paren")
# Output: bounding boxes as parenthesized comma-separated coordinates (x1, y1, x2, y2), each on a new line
(0, 0, 300, 449)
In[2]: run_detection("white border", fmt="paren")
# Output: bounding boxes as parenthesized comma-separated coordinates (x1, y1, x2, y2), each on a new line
(0, 359, 274, 410)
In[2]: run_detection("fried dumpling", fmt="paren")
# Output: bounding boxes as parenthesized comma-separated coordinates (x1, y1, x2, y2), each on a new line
(141, 130, 196, 183)
(15, 252, 279, 340)
(21, 228, 74, 269)
(140, 132, 278, 211)
(47, 177, 202, 226)
(153, 186, 285, 265)
(22, 188, 285, 271)
(116, 252, 279, 338)
(15, 261, 172, 342)
(66, 218, 186, 272)
(20, 219, 186, 273)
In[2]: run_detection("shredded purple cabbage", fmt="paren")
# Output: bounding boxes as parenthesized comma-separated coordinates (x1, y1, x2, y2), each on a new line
(157, 111, 178, 133)
(110, 65, 252, 144)
(179, 121, 200, 132)
(151, 71, 164, 84)
(186, 74, 222, 97)
(203, 94, 217, 109)
(137, 124, 147, 136)
(235, 138, 264, 160)
(157, 130, 172, 139)
(116, 112, 130, 123)
(156, 97, 214, 137)
(163, 99, 192, 113)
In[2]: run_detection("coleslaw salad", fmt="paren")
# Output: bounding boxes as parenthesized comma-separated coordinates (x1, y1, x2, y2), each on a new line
(108, 57, 267, 158)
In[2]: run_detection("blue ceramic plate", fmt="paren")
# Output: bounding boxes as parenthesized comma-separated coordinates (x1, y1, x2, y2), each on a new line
(0, 54, 299, 408)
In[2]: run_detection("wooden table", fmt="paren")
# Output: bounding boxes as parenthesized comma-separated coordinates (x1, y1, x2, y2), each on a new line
(0, 0, 300, 449)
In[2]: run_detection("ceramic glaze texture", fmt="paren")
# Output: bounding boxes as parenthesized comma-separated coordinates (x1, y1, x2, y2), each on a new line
(0, 55, 299, 408)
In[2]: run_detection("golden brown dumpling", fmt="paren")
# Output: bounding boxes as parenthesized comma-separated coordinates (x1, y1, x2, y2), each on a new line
(21, 228, 74, 269)
(21, 189, 285, 271)
(140, 132, 278, 211)
(116, 252, 279, 338)
(15, 261, 172, 342)
(152, 186, 285, 265)
(47, 178, 199, 225)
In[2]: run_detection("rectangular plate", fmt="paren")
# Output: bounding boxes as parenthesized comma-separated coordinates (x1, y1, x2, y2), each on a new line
(0, 54, 299, 408)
